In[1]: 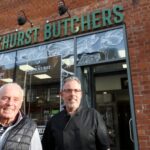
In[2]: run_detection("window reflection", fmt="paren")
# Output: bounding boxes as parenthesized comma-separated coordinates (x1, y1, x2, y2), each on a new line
(14, 39, 74, 125)
(46, 39, 75, 81)
(0, 28, 126, 126)
(16, 54, 62, 125)
(77, 28, 126, 65)
(0, 52, 16, 83)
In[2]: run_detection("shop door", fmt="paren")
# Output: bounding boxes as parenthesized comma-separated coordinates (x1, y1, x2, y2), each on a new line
(81, 61, 134, 150)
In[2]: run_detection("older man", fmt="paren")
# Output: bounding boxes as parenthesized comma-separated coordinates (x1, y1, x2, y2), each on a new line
(0, 83, 42, 150)
(42, 76, 110, 150)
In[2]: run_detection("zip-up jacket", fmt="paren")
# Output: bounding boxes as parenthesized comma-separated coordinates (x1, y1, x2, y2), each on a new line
(42, 106, 110, 150)
(1, 116, 37, 150)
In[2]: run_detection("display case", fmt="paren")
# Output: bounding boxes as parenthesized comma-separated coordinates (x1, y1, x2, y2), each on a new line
(26, 85, 60, 125)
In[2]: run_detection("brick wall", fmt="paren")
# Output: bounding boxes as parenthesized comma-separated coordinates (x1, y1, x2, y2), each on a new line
(123, 1, 150, 149)
(0, 0, 150, 149)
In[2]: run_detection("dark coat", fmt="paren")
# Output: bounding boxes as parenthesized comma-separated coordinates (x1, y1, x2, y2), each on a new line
(42, 106, 110, 150)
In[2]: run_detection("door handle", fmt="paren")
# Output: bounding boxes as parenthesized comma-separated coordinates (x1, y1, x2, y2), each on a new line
(129, 118, 134, 143)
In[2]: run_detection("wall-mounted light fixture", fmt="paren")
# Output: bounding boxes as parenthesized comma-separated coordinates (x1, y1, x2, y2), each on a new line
(58, 0, 70, 17)
(17, 10, 33, 27)
(45, 0, 71, 24)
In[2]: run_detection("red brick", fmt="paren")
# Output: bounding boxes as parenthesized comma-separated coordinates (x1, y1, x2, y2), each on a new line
(0, 0, 150, 149)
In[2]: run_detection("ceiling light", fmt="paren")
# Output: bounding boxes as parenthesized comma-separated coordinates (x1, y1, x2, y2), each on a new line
(0, 78, 13, 83)
(103, 91, 107, 94)
(19, 64, 36, 71)
(34, 74, 51, 79)
(118, 49, 126, 58)
(122, 64, 127, 69)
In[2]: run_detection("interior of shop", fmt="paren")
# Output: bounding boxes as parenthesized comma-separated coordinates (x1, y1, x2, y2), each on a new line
(81, 61, 134, 150)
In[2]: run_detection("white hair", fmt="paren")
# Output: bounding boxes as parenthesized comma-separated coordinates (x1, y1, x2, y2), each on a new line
(62, 76, 81, 89)
(0, 83, 24, 98)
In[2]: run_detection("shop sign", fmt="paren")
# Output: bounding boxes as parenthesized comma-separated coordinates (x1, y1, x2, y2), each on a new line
(0, 5, 124, 51)
(28, 65, 51, 74)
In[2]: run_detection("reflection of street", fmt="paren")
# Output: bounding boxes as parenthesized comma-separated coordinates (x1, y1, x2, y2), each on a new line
(61, 68, 74, 78)
(47, 40, 74, 58)
(78, 53, 101, 65)
(77, 28, 125, 66)
(100, 29, 123, 47)
(61, 55, 74, 80)
(77, 34, 100, 54)
(62, 56, 74, 68)
(77, 47, 120, 65)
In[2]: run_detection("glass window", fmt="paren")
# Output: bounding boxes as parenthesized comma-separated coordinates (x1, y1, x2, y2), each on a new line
(46, 39, 75, 81)
(77, 28, 126, 65)
(0, 52, 16, 84)
(0, 28, 126, 127)
(46, 39, 75, 110)
(14, 39, 74, 125)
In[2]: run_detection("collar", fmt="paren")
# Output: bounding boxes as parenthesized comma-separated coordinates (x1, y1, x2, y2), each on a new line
(64, 105, 83, 116)
(0, 111, 23, 127)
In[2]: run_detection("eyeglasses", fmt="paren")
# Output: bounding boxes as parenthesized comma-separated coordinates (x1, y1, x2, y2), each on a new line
(63, 89, 82, 93)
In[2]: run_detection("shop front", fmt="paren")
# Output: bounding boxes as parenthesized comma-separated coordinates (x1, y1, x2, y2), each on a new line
(0, 25, 138, 149)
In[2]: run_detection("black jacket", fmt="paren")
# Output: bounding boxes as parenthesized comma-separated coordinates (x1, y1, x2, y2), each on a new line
(42, 106, 110, 150)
